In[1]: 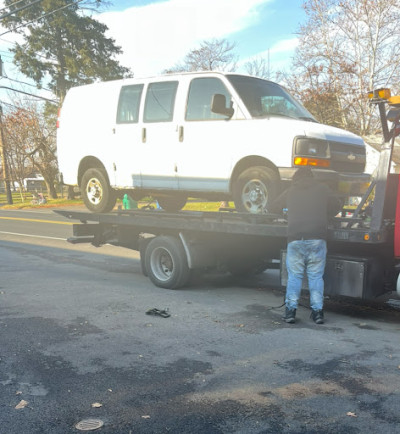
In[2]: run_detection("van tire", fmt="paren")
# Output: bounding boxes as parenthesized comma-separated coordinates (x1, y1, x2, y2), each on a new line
(233, 166, 278, 214)
(144, 236, 190, 289)
(81, 168, 116, 213)
(157, 195, 187, 212)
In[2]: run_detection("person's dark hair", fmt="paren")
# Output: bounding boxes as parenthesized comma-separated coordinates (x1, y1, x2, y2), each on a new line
(293, 166, 314, 182)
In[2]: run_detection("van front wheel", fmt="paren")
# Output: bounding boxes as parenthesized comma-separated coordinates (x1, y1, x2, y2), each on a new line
(233, 166, 278, 214)
(81, 168, 116, 213)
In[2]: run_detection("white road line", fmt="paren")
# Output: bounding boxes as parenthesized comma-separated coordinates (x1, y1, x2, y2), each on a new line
(0, 231, 66, 241)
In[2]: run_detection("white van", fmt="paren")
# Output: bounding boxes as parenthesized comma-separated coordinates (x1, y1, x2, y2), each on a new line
(57, 72, 369, 213)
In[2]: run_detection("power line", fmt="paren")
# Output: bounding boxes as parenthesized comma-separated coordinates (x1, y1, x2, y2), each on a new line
(0, 99, 32, 111)
(0, 0, 30, 14)
(0, 0, 84, 37)
(3, 75, 52, 92)
(0, 0, 45, 20)
(0, 84, 57, 103)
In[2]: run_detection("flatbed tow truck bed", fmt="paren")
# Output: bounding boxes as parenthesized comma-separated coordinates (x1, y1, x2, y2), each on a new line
(54, 205, 396, 299)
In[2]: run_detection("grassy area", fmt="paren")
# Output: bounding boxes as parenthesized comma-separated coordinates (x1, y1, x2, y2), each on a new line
(0, 192, 229, 212)
(0, 193, 84, 209)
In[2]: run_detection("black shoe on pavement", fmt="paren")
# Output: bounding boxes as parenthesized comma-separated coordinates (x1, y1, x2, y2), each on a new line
(311, 309, 324, 324)
(283, 307, 296, 324)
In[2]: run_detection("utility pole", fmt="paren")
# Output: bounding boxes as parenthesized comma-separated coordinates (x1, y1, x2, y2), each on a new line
(0, 104, 13, 204)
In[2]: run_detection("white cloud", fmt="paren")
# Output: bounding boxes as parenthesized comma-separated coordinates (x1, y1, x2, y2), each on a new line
(97, 0, 272, 77)
(237, 37, 299, 75)
(270, 37, 299, 54)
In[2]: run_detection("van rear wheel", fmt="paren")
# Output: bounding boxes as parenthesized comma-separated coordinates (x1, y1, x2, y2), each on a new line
(233, 166, 278, 214)
(81, 168, 116, 213)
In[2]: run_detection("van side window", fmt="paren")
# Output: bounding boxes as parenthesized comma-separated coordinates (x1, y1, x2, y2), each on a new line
(144, 81, 178, 123)
(186, 78, 232, 121)
(116, 84, 144, 123)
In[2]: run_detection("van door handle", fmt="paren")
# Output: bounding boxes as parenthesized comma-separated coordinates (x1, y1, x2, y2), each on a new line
(179, 126, 184, 142)
(142, 127, 146, 143)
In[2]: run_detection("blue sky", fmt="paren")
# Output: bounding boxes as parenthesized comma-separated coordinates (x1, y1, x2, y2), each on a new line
(96, 0, 306, 77)
(0, 0, 306, 102)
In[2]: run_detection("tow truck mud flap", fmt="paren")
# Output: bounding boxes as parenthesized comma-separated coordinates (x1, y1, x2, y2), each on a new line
(280, 251, 385, 299)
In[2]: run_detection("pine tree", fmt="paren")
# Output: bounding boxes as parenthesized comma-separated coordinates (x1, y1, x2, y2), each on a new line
(2, 0, 132, 102)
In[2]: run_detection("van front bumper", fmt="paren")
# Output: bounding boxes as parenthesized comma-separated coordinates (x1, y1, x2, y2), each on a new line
(279, 168, 371, 196)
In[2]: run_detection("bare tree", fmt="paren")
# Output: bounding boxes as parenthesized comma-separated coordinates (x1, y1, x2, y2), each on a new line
(244, 56, 270, 79)
(3, 103, 58, 198)
(165, 39, 238, 73)
(282, 0, 400, 136)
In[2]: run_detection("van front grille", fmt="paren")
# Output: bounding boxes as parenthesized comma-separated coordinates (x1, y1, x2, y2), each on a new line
(329, 141, 366, 173)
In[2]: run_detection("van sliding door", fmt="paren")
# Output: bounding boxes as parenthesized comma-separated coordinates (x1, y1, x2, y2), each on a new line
(112, 84, 144, 187)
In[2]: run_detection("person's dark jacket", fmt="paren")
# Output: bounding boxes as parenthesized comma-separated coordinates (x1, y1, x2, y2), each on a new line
(268, 173, 341, 242)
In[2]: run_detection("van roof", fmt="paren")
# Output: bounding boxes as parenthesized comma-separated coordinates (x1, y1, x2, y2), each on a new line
(66, 71, 270, 93)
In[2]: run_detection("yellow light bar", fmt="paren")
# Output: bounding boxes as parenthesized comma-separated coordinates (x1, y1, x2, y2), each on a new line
(368, 88, 391, 100)
(388, 95, 400, 106)
(294, 157, 330, 168)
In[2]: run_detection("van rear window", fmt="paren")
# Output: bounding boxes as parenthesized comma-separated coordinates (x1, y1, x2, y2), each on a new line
(117, 84, 144, 123)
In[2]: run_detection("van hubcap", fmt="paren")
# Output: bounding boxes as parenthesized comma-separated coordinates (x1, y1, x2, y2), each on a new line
(86, 178, 103, 205)
(242, 179, 268, 213)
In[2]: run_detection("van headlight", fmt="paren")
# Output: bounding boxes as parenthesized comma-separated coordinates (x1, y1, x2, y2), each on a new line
(293, 137, 331, 168)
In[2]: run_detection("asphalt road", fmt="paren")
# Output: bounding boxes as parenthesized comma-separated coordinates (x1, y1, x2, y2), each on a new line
(1, 207, 400, 433)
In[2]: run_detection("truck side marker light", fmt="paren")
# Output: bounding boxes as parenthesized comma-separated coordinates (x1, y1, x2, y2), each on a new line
(364, 234, 370, 241)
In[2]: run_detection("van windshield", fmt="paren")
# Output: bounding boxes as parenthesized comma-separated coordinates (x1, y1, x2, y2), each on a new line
(227, 75, 316, 121)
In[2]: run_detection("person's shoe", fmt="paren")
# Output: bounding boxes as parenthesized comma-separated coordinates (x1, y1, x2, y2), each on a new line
(283, 307, 296, 324)
(310, 309, 324, 324)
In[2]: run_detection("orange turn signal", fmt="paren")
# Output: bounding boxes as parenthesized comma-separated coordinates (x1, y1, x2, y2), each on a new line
(294, 157, 330, 168)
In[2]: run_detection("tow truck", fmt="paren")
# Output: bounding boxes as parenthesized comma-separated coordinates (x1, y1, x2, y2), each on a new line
(55, 89, 400, 299)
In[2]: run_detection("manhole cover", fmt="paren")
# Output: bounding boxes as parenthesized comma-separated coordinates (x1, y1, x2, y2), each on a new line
(75, 419, 104, 431)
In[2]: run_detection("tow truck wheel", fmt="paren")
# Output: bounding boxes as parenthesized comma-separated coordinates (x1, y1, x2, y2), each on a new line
(81, 168, 116, 213)
(233, 166, 278, 214)
(144, 236, 190, 289)
(157, 195, 187, 212)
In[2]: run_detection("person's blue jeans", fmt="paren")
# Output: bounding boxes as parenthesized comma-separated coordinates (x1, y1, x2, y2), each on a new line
(285, 239, 327, 311)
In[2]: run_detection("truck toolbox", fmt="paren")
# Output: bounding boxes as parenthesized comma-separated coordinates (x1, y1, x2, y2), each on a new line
(280, 251, 386, 299)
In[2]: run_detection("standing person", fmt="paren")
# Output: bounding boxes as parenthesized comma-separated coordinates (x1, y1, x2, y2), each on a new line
(268, 167, 340, 324)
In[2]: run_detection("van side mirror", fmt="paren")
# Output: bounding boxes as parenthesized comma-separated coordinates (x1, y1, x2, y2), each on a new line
(211, 94, 234, 118)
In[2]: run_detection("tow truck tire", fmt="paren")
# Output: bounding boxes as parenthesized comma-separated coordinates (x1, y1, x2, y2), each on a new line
(157, 195, 187, 212)
(233, 166, 278, 214)
(144, 236, 190, 289)
(81, 168, 116, 213)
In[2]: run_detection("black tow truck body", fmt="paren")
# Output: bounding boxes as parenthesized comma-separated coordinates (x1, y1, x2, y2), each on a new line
(55, 90, 400, 299)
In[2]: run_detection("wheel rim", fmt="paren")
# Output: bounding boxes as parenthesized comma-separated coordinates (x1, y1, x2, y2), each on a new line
(150, 247, 174, 282)
(241, 179, 268, 213)
(86, 177, 103, 205)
